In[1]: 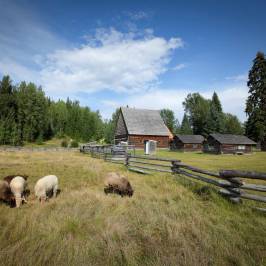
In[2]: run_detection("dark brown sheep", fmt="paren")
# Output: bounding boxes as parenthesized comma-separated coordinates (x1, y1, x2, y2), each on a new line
(0, 180, 14, 204)
(104, 172, 134, 197)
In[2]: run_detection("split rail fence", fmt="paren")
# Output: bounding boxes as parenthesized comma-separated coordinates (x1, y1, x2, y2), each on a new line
(81, 144, 266, 210)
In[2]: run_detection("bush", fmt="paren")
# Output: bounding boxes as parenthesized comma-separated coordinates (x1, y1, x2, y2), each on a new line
(70, 140, 79, 148)
(61, 140, 68, 147)
(36, 134, 44, 145)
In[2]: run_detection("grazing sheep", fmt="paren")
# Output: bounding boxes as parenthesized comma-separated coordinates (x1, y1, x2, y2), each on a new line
(104, 172, 134, 197)
(34, 175, 58, 203)
(3, 175, 28, 184)
(0, 180, 14, 204)
(10, 176, 27, 208)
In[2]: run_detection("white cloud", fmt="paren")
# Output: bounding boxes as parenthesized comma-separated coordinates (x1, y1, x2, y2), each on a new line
(172, 63, 186, 71)
(40, 28, 184, 94)
(225, 73, 248, 82)
(100, 85, 248, 121)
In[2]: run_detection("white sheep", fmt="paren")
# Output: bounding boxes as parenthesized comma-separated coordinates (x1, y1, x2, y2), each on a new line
(34, 175, 58, 203)
(10, 176, 27, 208)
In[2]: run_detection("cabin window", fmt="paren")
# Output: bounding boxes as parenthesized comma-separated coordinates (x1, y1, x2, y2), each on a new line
(192, 144, 198, 149)
(237, 145, 245, 150)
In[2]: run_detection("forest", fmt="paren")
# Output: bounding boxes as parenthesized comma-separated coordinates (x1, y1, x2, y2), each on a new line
(0, 52, 265, 147)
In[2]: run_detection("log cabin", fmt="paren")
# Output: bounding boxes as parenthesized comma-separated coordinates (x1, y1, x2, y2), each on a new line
(114, 107, 172, 148)
(170, 135, 204, 152)
(203, 134, 256, 154)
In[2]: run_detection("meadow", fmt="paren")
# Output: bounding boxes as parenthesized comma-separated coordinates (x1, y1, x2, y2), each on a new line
(0, 149, 265, 266)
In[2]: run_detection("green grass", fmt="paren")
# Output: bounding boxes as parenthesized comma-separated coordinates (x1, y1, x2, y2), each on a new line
(0, 150, 265, 266)
(135, 149, 266, 172)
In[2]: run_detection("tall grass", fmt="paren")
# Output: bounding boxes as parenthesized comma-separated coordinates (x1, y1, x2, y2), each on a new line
(0, 150, 265, 266)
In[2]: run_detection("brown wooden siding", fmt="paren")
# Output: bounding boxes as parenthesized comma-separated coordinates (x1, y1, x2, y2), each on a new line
(115, 112, 127, 137)
(128, 135, 169, 148)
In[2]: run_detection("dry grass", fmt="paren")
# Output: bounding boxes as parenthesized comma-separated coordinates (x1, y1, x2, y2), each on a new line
(0, 150, 265, 266)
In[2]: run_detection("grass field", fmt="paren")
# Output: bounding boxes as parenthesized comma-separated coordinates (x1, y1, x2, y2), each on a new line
(0, 150, 266, 266)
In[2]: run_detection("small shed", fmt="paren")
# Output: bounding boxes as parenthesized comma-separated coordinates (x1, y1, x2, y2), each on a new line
(203, 134, 256, 154)
(170, 135, 204, 152)
(115, 107, 172, 148)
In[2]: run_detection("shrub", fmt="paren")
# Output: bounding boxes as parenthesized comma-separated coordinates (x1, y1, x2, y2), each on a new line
(61, 140, 68, 147)
(36, 135, 44, 145)
(70, 140, 79, 148)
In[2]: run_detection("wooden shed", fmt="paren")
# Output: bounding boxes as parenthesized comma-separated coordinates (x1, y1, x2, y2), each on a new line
(115, 107, 172, 148)
(203, 134, 256, 154)
(170, 135, 204, 152)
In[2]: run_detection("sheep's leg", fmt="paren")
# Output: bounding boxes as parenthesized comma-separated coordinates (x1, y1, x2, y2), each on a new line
(15, 196, 22, 208)
(53, 185, 58, 198)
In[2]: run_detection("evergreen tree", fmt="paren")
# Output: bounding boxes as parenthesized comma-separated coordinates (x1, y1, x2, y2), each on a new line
(0, 75, 18, 144)
(245, 51, 266, 150)
(180, 113, 193, 134)
(206, 92, 225, 134)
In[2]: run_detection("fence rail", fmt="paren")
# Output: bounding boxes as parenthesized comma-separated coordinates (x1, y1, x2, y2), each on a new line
(80, 145, 266, 209)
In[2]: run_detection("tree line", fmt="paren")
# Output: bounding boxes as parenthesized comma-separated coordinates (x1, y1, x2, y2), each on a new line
(0, 76, 105, 145)
(0, 51, 265, 148)
(159, 51, 266, 150)
(160, 91, 244, 137)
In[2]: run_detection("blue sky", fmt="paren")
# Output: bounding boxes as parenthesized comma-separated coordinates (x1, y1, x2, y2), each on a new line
(0, 0, 265, 121)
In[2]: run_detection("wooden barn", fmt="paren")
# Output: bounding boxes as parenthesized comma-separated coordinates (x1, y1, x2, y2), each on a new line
(114, 107, 172, 148)
(203, 134, 256, 154)
(170, 135, 204, 152)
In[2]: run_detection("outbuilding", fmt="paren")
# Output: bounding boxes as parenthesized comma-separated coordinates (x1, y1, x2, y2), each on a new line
(203, 134, 256, 154)
(170, 135, 204, 152)
(115, 107, 172, 148)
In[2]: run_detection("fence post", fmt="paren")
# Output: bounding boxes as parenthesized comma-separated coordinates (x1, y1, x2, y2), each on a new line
(125, 153, 130, 167)
(219, 170, 243, 203)
(171, 160, 180, 174)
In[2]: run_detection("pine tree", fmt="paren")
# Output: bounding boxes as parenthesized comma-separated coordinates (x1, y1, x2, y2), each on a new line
(0, 75, 17, 144)
(245, 51, 266, 150)
(206, 92, 225, 134)
(180, 113, 193, 134)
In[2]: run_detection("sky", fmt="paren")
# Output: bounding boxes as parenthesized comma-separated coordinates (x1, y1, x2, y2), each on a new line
(0, 0, 265, 121)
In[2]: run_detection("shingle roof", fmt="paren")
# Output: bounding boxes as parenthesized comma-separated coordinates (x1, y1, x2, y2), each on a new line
(175, 134, 204, 144)
(210, 134, 256, 145)
(121, 107, 171, 136)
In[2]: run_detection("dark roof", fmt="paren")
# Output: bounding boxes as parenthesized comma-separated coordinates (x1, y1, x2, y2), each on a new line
(121, 107, 171, 136)
(210, 134, 256, 145)
(175, 134, 204, 144)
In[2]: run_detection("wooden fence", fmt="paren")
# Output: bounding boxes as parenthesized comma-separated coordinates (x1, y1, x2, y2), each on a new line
(80, 147, 266, 209)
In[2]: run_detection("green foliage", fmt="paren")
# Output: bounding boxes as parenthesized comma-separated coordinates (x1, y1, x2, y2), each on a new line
(245, 51, 266, 150)
(70, 140, 79, 148)
(160, 109, 179, 134)
(183, 93, 211, 136)
(180, 113, 193, 134)
(206, 92, 225, 133)
(224, 113, 244, 135)
(61, 139, 68, 147)
(0, 75, 105, 145)
(103, 108, 120, 144)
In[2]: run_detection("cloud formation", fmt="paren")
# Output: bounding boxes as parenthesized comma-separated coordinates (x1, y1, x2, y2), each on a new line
(41, 28, 184, 94)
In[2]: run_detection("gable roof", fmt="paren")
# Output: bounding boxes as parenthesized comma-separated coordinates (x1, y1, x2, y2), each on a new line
(175, 134, 204, 144)
(120, 107, 171, 136)
(210, 134, 256, 145)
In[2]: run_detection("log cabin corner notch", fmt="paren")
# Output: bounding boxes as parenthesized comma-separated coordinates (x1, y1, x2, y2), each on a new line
(114, 107, 172, 148)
